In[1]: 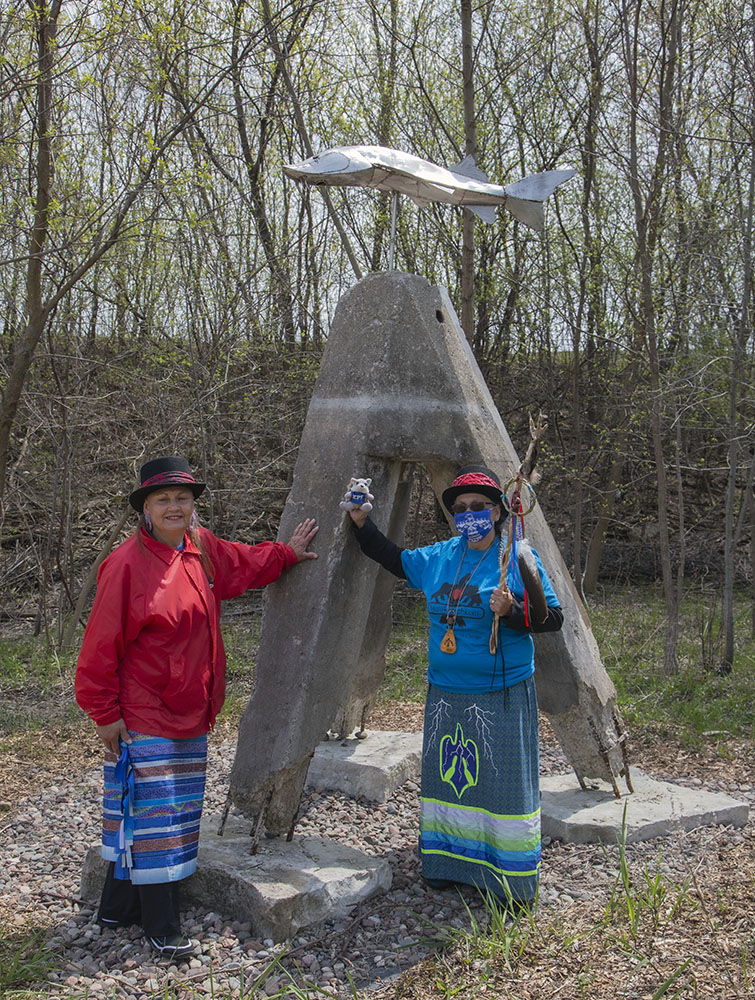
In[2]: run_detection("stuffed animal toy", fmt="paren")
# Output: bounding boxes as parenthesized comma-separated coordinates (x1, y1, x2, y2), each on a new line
(339, 477, 374, 512)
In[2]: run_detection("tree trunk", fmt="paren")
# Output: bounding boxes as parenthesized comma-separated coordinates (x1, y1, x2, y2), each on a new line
(623, 0, 681, 673)
(0, 1, 61, 498)
(721, 9, 755, 672)
(460, 0, 476, 344)
(370, 0, 398, 270)
(582, 424, 628, 593)
(260, 0, 363, 281)
(232, 0, 296, 346)
(751, 484, 755, 640)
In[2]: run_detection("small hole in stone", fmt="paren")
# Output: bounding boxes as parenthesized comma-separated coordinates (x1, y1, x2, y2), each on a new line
(436, 310, 444, 323)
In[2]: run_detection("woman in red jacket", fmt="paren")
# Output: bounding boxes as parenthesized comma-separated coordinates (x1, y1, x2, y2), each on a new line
(76, 456, 318, 959)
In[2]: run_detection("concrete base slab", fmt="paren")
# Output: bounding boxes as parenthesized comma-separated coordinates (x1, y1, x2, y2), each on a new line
(541, 769, 749, 844)
(306, 729, 423, 802)
(80, 815, 392, 942)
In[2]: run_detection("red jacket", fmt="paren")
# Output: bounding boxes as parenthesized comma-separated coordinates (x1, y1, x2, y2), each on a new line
(75, 526, 298, 738)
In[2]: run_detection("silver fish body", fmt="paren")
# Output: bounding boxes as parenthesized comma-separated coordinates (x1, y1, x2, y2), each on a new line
(283, 145, 575, 232)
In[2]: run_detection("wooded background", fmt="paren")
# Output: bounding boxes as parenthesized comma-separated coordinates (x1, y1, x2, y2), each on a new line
(1, 0, 753, 673)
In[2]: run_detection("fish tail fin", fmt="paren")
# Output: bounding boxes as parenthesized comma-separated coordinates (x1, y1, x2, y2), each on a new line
(505, 169, 576, 203)
(503, 170, 576, 230)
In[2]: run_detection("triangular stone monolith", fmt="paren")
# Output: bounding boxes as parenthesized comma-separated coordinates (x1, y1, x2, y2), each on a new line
(229, 272, 631, 835)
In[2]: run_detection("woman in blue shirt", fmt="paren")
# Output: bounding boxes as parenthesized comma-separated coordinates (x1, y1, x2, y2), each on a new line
(349, 465, 563, 910)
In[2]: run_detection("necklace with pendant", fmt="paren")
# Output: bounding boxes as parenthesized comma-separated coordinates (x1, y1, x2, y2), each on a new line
(440, 543, 491, 654)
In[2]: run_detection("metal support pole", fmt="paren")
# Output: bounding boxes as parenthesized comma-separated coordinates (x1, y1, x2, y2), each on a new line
(388, 192, 398, 270)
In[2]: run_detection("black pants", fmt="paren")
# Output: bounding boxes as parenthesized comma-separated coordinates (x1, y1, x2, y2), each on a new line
(98, 862, 181, 938)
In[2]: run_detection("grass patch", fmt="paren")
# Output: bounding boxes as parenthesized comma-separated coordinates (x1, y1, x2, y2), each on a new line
(433, 891, 538, 976)
(589, 584, 755, 742)
(602, 804, 698, 942)
(0, 636, 76, 691)
(0, 637, 79, 738)
(218, 614, 261, 726)
(381, 590, 429, 703)
(399, 820, 752, 1000)
(0, 927, 59, 996)
(222, 614, 261, 682)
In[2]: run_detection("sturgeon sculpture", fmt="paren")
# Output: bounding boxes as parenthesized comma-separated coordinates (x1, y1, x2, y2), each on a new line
(284, 144, 575, 232)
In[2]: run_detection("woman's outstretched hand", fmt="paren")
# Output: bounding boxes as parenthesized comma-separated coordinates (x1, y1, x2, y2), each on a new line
(288, 518, 319, 561)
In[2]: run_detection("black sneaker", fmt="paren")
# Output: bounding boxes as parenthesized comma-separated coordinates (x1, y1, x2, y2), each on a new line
(147, 934, 195, 959)
(423, 876, 455, 890)
(98, 916, 138, 929)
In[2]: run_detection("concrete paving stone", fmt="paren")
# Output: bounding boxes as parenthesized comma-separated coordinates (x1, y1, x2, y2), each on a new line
(80, 813, 391, 943)
(541, 768, 749, 844)
(305, 729, 423, 802)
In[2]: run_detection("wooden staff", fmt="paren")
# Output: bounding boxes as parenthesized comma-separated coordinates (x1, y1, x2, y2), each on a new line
(489, 413, 548, 654)
(489, 479, 521, 655)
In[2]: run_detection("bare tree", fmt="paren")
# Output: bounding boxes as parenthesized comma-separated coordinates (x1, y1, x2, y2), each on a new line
(622, 0, 683, 672)
(460, 0, 477, 344)
(368, 0, 399, 270)
(0, 1, 62, 499)
(721, 1, 755, 672)
(0, 2, 245, 497)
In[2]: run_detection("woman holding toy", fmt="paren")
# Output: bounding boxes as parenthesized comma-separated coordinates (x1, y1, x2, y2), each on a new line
(76, 456, 318, 959)
(347, 465, 562, 911)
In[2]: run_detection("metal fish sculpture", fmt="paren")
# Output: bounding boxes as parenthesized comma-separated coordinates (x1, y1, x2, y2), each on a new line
(283, 144, 575, 232)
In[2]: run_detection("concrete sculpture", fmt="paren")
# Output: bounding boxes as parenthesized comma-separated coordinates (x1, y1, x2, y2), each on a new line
(284, 145, 575, 232)
(229, 272, 631, 836)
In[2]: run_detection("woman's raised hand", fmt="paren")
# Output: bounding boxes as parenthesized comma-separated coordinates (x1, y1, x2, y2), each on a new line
(287, 518, 319, 561)
(348, 507, 368, 528)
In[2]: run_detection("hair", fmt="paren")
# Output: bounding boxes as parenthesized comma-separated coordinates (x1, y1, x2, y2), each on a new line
(189, 519, 216, 584)
(137, 507, 215, 583)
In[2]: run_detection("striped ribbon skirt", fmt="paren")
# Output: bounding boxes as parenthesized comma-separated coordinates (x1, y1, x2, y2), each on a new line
(419, 677, 541, 903)
(101, 732, 207, 885)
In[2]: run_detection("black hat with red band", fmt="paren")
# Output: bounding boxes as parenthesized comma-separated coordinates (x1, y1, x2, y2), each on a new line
(441, 465, 504, 514)
(129, 456, 206, 511)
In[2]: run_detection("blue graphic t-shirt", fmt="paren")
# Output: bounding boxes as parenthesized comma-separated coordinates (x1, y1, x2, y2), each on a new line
(401, 535, 558, 693)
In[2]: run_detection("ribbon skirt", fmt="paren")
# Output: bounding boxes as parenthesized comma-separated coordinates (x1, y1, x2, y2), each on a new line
(101, 733, 207, 885)
(419, 677, 541, 903)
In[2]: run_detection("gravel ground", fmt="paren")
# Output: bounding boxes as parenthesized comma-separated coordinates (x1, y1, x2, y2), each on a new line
(1, 716, 753, 999)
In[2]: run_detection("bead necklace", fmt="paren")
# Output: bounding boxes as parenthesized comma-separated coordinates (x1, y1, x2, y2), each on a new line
(440, 541, 495, 654)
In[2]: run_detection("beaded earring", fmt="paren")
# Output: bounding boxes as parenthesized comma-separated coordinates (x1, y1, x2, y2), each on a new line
(144, 511, 152, 531)
(189, 511, 197, 531)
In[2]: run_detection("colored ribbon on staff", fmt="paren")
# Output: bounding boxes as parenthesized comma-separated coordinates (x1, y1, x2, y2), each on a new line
(510, 496, 530, 628)
(113, 742, 136, 879)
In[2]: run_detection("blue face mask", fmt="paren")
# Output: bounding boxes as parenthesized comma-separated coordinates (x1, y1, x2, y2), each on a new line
(454, 508, 494, 543)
